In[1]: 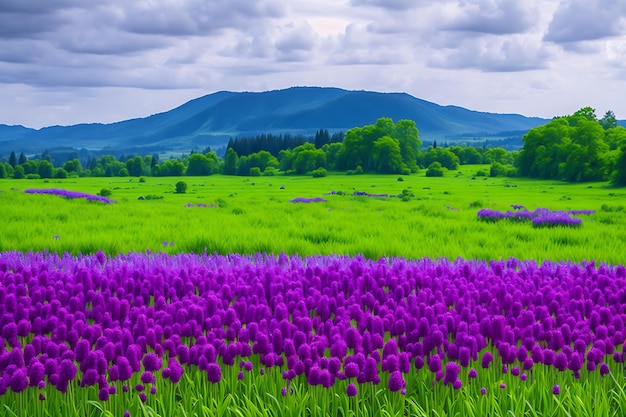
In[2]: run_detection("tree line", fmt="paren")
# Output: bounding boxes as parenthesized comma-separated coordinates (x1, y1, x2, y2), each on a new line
(1, 112, 624, 185)
(0, 118, 520, 179)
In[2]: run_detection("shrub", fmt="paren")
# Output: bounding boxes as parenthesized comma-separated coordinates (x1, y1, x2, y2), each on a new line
(262, 167, 277, 176)
(249, 167, 261, 177)
(139, 177, 146, 183)
(426, 162, 444, 177)
(26, 174, 41, 180)
(175, 181, 187, 194)
(98, 188, 112, 197)
(311, 168, 327, 178)
(475, 169, 488, 177)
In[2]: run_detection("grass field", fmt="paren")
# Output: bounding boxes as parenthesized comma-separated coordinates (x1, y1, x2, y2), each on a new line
(1, 166, 625, 263)
(2, 168, 626, 417)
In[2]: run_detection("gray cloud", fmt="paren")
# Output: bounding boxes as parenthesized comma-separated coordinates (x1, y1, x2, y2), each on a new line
(350, 0, 423, 11)
(429, 36, 551, 72)
(544, 0, 626, 44)
(441, 0, 538, 35)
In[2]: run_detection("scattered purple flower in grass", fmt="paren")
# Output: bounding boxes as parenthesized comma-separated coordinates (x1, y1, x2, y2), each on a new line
(500, 383, 506, 389)
(452, 379, 462, 390)
(480, 387, 487, 395)
(124, 411, 130, 417)
(139, 392, 147, 403)
(135, 384, 145, 392)
(122, 385, 129, 393)
(281, 387, 287, 397)
(346, 383, 358, 397)
(520, 373, 528, 381)
(260, 368, 265, 376)
(53, 235, 60, 240)
(150, 386, 157, 395)
(244, 361, 253, 371)
(238, 371, 244, 380)
(401, 389, 407, 396)
(39, 393, 46, 401)
(468, 368, 478, 379)
(552, 385, 560, 395)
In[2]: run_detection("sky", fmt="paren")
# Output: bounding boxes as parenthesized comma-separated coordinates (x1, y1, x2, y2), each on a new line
(0, 0, 625, 129)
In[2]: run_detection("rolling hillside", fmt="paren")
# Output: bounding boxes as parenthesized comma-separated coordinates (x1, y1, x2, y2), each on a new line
(0, 87, 552, 155)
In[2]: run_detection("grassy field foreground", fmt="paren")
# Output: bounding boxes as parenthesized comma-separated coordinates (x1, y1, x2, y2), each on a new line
(1, 167, 624, 263)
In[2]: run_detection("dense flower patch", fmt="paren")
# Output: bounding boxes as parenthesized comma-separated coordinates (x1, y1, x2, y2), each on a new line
(1, 251, 625, 409)
(477, 207, 595, 227)
(289, 197, 327, 203)
(24, 188, 116, 204)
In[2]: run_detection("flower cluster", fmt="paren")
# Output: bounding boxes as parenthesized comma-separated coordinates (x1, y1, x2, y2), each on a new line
(289, 197, 327, 203)
(24, 188, 116, 204)
(478, 207, 594, 227)
(0, 251, 623, 402)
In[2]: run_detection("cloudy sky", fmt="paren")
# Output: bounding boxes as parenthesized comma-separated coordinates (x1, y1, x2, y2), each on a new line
(1, 0, 625, 128)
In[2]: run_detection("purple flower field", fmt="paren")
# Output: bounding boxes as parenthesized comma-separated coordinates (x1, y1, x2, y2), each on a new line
(24, 188, 116, 204)
(477, 207, 595, 227)
(1, 250, 625, 408)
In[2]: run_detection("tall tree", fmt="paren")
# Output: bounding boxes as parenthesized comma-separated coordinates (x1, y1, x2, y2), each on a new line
(8, 151, 16, 168)
(600, 110, 617, 130)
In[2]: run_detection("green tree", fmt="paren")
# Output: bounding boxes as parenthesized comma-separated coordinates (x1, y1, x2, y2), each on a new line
(54, 168, 68, 178)
(175, 181, 187, 194)
(126, 156, 146, 177)
(611, 145, 626, 186)
(8, 151, 16, 168)
(393, 119, 421, 171)
(458, 147, 483, 164)
(0, 163, 6, 178)
(223, 148, 239, 175)
(187, 154, 214, 176)
(18, 152, 27, 165)
(63, 158, 82, 174)
(600, 110, 617, 130)
(373, 136, 403, 174)
(13, 165, 25, 179)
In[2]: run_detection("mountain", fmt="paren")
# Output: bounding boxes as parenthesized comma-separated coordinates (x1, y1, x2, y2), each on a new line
(0, 87, 552, 156)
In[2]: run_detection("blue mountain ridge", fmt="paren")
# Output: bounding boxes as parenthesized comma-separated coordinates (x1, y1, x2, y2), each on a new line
(1, 86, 603, 155)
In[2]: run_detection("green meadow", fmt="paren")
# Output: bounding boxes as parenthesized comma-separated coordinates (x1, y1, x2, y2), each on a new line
(1, 166, 624, 264)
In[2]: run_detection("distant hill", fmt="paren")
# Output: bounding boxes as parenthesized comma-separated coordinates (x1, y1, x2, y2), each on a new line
(0, 87, 559, 156)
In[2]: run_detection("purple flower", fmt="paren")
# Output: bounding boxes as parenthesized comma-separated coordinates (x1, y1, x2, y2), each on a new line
(141, 371, 155, 384)
(388, 371, 404, 392)
(480, 387, 487, 395)
(452, 379, 462, 390)
(142, 353, 162, 372)
(139, 392, 147, 403)
(151, 386, 157, 395)
(468, 368, 478, 379)
(39, 393, 46, 401)
(552, 385, 560, 395)
(207, 363, 222, 383)
(99, 387, 109, 401)
(9, 369, 28, 393)
(481, 352, 493, 369)
(238, 371, 244, 380)
(346, 383, 358, 397)
(444, 362, 460, 386)
(281, 387, 287, 397)
(124, 411, 130, 417)
(500, 383, 506, 389)
(520, 373, 528, 381)
(600, 363, 610, 377)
